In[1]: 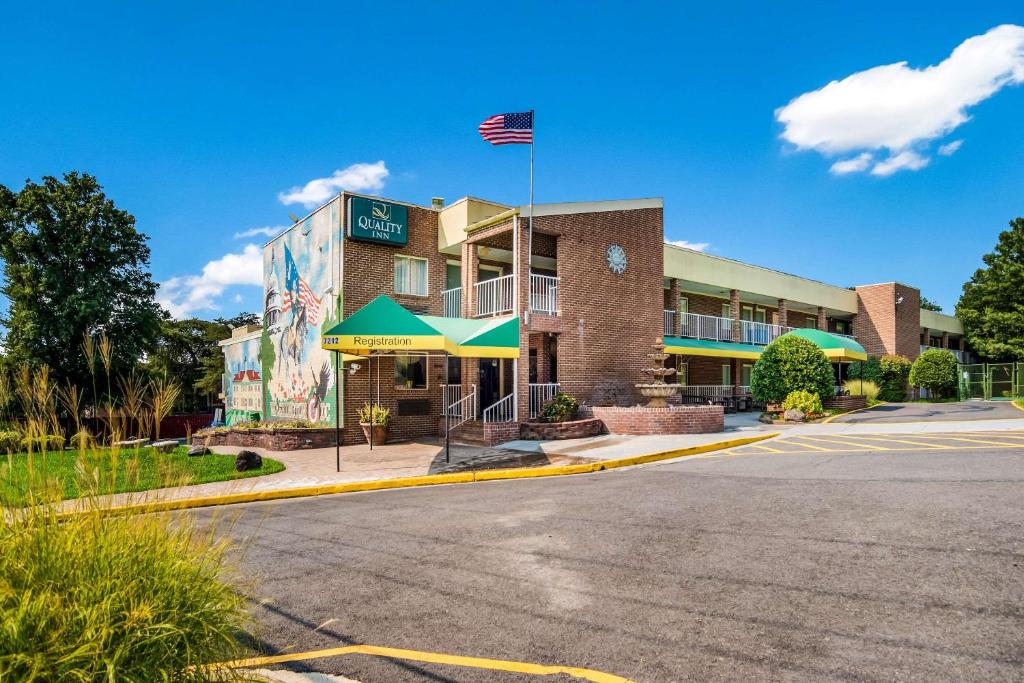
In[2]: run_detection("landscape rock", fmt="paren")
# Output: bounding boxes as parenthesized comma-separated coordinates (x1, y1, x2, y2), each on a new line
(187, 444, 210, 457)
(783, 408, 806, 423)
(113, 438, 150, 448)
(758, 413, 775, 424)
(235, 450, 263, 471)
(151, 440, 178, 454)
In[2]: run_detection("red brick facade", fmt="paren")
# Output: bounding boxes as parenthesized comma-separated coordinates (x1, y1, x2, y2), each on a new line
(584, 405, 724, 435)
(853, 283, 922, 358)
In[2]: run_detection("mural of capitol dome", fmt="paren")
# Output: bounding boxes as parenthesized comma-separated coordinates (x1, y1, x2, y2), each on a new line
(264, 252, 282, 326)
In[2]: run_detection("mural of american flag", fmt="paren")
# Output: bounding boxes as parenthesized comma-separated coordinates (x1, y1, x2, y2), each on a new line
(478, 111, 534, 145)
(282, 245, 322, 324)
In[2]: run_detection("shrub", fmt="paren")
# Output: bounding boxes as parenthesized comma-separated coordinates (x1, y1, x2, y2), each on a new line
(782, 389, 823, 416)
(910, 348, 959, 398)
(0, 504, 247, 680)
(750, 336, 834, 404)
(877, 354, 912, 402)
(843, 379, 879, 402)
(0, 431, 22, 453)
(540, 393, 579, 423)
(19, 434, 65, 452)
(358, 403, 391, 425)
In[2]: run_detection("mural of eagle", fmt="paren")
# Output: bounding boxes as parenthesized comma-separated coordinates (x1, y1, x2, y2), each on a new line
(306, 360, 332, 422)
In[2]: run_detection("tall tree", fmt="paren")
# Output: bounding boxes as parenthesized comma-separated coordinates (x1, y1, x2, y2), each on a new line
(919, 296, 942, 312)
(0, 173, 163, 393)
(956, 217, 1024, 361)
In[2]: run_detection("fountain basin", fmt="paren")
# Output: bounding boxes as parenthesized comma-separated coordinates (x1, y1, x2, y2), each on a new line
(635, 383, 683, 408)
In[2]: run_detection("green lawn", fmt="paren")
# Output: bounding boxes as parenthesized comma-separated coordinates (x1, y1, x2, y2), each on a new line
(0, 446, 284, 506)
(1014, 399, 1023, 411)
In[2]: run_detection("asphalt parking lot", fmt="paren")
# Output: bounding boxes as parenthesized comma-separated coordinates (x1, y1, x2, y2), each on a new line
(200, 431, 1024, 682)
(829, 400, 1023, 423)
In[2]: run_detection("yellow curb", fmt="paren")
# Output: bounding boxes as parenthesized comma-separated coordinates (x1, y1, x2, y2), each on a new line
(1011, 400, 1024, 414)
(58, 433, 778, 519)
(212, 643, 635, 682)
(822, 401, 887, 423)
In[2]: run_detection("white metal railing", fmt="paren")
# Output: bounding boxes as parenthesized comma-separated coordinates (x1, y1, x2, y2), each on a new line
(740, 321, 792, 346)
(482, 393, 515, 423)
(663, 310, 676, 336)
(442, 287, 462, 318)
(680, 313, 733, 342)
(475, 274, 514, 317)
(529, 383, 560, 419)
(737, 385, 751, 395)
(678, 385, 734, 402)
(529, 274, 559, 315)
(833, 332, 856, 340)
(443, 384, 476, 429)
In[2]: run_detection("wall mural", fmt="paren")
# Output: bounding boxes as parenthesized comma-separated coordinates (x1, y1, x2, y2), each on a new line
(261, 199, 339, 423)
(222, 335, 261, 420)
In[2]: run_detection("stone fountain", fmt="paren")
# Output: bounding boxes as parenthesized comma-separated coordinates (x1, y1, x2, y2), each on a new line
(635, 339, 683, 407)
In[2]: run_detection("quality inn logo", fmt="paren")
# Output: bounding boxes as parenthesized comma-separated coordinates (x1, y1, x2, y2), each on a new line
(371, 202, 391, 221)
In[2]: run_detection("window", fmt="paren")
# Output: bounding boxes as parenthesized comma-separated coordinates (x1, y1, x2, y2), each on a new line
(721, 303, 731, 319)
(445, 356, 461, 385)
(741, 364, 752, 387)
(395, 355, 427, 389)
(677, 361, 688, 386)
(679, 297, 688, 315)
(445, 262, 461, 291)
(395, 255, 429, 296)
(721, 364, 731, 386)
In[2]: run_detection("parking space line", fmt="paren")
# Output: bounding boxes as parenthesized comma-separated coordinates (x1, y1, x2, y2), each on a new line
(829, 434, 954, 449)
(797, 435, 891, 450)
(214, 644, 635, 682)
(743, 444, 784, 453)
(931, 435, 1024, 448)
(779, 438, 833, 452)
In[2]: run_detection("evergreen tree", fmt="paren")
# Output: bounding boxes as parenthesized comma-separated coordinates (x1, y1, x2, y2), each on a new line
(956, 218, 1024, 360)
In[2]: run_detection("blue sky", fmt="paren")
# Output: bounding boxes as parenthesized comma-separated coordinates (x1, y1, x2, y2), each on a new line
(1, 2, 1022, 318)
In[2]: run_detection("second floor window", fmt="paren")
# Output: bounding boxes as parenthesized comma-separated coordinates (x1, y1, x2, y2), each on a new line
(395, 255, 428, 296)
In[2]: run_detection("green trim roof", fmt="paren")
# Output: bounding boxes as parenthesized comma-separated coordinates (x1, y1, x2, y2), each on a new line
(780, 328, 868, 361)
(663, 337, 765, 359)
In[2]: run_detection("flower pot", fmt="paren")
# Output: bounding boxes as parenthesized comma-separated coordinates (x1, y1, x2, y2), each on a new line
(360, 423, 389, 445)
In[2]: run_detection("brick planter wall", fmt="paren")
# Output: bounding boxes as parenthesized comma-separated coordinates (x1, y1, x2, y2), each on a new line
(196, 427, 340, 451)
(582, 405, 724, 435)
(822, 395, 867, 411)
(519, 417, 605, 440)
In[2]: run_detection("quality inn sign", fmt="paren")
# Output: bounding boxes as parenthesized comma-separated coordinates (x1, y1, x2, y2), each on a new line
(348, 196, 408, 246)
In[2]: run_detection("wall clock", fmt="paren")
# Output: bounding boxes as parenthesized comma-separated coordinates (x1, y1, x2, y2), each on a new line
(607, 244, 627, 274)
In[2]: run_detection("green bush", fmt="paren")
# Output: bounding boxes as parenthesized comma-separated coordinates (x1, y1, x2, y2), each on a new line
(750, 336, 834, 404)
(0, 431, 22, 453)
(848, 354, 911, 401)
(357, 403, 391, 425)
(843, 379, 879, 402)
(877, 354, 912, 401)
(910, 348, 959, 398)
(0, 504, 247, 680)
(540, 393, 579, 423)
(19, 434, 65, 452)
(781, 389, 823, 416)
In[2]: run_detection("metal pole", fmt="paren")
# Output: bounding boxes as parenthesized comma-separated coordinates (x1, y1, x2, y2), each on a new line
(526, 109, 534, 324)
(335, 350, 340, 473)
(445, 352, 450, 464)
(369, 356, 374, 451)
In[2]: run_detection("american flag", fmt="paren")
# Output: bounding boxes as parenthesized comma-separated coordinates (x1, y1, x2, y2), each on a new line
(281, 245, 323, 325)
(478, 111, 534, 145)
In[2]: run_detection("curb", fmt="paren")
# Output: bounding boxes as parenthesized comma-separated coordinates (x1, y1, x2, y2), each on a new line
(1012, 400, 1024, 414)
(821, 401, 887, 424)
(61, 432, 778, 518)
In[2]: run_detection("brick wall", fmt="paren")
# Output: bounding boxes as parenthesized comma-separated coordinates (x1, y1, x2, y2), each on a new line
(583, 405, 724, 434)
(853, 282, 922, 358)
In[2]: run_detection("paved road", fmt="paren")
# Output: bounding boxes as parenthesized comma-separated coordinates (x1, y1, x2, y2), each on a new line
(830, 400, 1022, 424)
(199, 432, 1024, 682)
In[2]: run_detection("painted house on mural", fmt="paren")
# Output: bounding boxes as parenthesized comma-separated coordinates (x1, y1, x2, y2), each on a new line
(219, 191, 969, 443)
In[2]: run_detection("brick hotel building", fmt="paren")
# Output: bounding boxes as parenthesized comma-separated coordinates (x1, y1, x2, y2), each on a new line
(220, 192, 967, 445)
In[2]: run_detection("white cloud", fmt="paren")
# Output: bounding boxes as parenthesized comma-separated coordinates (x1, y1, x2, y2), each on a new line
(278, 161, 389, 208)
(870, 150, 930, 177)
(777, 24, 1024, 175)
(234, 225, 285, 240)
(157, 244, 263, 318)
(830, 152, 874, 175)
(938, 139, 964, 156)
(666, 239, 710, 252)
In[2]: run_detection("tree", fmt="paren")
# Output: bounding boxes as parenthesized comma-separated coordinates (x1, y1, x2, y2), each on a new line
(750, 336, 834, 404)
(847, 355, 911, 401)
(194, 313, 260, 400)
(956, 217, 1024, 360)
(919, 296, 942, 312)
(910, 348, 959, 398)
(0, 173, 163, 395)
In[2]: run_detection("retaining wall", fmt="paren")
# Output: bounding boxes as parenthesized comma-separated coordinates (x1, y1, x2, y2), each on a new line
(582, 405, 724, 435)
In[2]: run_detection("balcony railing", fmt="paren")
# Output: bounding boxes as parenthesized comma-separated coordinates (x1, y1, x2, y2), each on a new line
(740, 321, 792, 346)
(680, 313, 733, 342)
(475, 274, 514, 317)
(678, 385, 734, 402)
(663, 310, 676, 336)
(833, 332, 857, 340)
(529, 274, 559, 315)
(442, 286, 462, 318)
(920, 344, 963, 362)
(529, 383, 560, 419)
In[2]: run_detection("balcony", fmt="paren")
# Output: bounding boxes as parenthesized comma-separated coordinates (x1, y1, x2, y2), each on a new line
(529, 273, 559, 315)
(739, 321, 793, 346)
(475, 274, 514, 317)
(663, 310, 675, 336)
(680, 313, 733, 342)
(442, 286, 461, 318)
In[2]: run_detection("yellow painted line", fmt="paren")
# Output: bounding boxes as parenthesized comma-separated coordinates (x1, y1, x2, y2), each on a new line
(825, 434, 954, 449)
(742, 444, 785, 453)
(57, 433, 779, 518)
(777, 438, 833, 452)
(211, 644, 635, 682)
(821, 401, 887, 423)
(1012, 401, 1024, 414)
(797, 435, 892, 450)
(931, 435, 1024, 448)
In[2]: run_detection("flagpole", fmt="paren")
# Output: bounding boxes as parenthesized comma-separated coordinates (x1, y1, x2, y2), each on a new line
(526, 109, 534, 323)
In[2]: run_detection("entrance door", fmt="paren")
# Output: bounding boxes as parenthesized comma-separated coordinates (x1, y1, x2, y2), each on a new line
(478, 359, 500, 415)
(445, 263, 461, 291)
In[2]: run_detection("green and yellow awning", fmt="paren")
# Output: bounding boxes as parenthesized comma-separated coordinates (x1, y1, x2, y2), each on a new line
(322, 295, 520, 358)
(663, 337, 765, 360)
(780, 328, 868, 362)
(665, 329, 867, 362)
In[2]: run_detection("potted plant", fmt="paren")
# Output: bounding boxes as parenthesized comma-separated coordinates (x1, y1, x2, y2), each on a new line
(358, 403, 391, 444)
